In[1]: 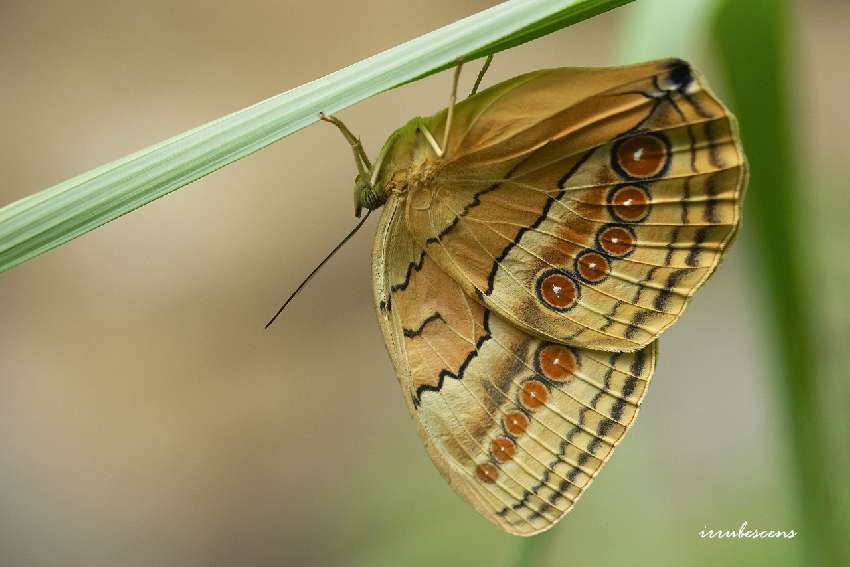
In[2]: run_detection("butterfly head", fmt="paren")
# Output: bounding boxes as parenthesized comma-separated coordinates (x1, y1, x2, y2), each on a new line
(352, 127, 413, 217)
(353, 172, 385, 217)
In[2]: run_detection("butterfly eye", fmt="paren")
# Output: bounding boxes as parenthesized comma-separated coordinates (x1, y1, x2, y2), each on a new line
(490, 437, 517, 463)
(536, 344, 577, 381)
(609, 184, 650, 222)
(667, 59, 694, 92)
(520, 380, 550, 410)
(535, 270, 580, 312)
(502, 412, 529, 436)
(596, 225, 637, 257)
(475, 463, 499, 484)
(574, 250, 610, 284)
(612, 133, 670, 179)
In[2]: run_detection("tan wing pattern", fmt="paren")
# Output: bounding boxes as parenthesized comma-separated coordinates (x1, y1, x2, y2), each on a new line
(402, 59, 745, 351)
(373, 196, 656, 535)
(365, 58, 744, 535)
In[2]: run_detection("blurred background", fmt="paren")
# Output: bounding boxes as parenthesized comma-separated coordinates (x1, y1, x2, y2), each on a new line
(0, 1, 847, 566)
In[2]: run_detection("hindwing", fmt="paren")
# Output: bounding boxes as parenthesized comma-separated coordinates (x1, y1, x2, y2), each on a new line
(373, 196, 655, 535)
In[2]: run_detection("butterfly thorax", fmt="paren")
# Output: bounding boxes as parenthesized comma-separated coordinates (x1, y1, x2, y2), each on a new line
(363, 115, 447, 214)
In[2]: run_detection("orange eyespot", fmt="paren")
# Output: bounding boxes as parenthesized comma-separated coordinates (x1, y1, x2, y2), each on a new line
(476, 463, 500, 483)
(575, 251, 610, 283)
(597, 226, 636, 257)
(537, 271, 579, 311)
(491, 437, 517, 463)
(538, 344, 577, 381)
(520, 380, 549, 410)
(614, 134, 668, 179)
(503, 411, 529, 436)
(610, 185, 650, 222)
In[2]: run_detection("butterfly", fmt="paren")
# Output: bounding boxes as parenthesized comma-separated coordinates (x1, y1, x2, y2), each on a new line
(313, 57, 746, 536)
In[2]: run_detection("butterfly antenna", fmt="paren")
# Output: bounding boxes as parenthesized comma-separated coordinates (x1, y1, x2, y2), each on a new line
(265, 210, 372, 329)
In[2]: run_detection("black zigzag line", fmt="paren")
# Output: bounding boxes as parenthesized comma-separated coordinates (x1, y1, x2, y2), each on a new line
(391, 151, 539, 293)
(403, 312, 445, 338)
(390, 250, 426, 293)
(484, 147, 598, 295)
(412, 310, 492, 408)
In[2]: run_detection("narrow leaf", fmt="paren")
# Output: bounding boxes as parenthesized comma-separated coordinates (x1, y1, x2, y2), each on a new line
(0, 0, 632, 273)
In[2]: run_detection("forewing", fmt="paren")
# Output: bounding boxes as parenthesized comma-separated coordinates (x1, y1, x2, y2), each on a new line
(372, 196, 656, 535)
(408, 59, 746, 351)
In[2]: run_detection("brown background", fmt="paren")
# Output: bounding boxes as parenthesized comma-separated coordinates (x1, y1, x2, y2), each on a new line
(1, 1, 847, 566)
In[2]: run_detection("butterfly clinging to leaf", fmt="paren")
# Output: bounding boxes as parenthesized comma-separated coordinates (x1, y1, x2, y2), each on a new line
(276, 57, 746, 535)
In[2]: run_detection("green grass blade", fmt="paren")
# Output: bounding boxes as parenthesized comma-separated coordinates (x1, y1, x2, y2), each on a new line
(713, 1, 847, 565)
(0, 0, 633, 273)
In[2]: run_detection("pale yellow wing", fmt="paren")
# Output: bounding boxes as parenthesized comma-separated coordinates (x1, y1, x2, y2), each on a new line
(372, 195, 656, 535)
(401, 59, 745, 351)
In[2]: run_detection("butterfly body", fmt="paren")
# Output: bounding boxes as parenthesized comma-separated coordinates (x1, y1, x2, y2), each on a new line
(340, 58, 744, 535)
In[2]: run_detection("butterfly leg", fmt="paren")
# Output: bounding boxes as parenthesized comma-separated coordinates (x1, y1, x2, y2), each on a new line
(418, 59, 464, 159)
(418, 123, 443, 157)
(441, 60, 463, 155)
(470, 54, 493, 96)
(320, 112, 379, 216)
(319, 112, 372, 178)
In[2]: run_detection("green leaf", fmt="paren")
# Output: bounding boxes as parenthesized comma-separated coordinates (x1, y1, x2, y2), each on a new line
(714, 1, 848, 565)
(0, 0, 633, 273)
